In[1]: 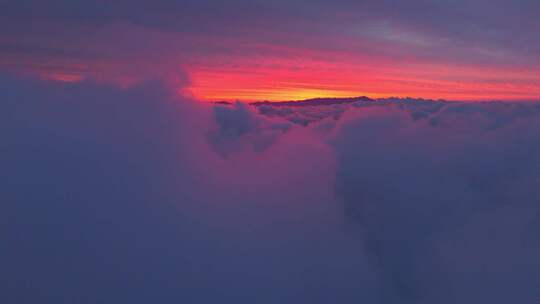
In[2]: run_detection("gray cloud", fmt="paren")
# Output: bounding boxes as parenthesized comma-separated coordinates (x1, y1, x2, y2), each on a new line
(1, 74, 371, 303)
(332, 100, 540, 303)
(2, 74, 540, 303)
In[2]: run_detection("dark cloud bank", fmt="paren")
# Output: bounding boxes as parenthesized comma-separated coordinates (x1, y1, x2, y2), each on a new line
(2, 75, 540, 303)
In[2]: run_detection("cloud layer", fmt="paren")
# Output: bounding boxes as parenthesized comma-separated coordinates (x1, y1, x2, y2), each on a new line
(2, 75, 540, 303)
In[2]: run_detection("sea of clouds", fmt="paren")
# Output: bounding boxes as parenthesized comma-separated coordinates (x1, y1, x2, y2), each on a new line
(2, 74, 540, 303)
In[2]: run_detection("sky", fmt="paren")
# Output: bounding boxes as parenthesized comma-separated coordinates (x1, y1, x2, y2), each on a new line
(1, 0, 540, 101)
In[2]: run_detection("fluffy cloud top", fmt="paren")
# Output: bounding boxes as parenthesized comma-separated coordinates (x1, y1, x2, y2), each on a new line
(2, 75, 540, 303)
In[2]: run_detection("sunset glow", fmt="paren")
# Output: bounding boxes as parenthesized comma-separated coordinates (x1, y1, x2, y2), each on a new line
(188, 60, 540, 102)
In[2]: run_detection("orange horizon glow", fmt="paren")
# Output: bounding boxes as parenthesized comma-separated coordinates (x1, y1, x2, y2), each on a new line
(34, 62, 540, 103)
(22, 47, 540, 103)
(184, 43, 540, 102)
(188, 61, 540, 102)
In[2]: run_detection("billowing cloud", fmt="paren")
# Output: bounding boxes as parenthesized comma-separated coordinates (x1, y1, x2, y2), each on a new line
(1, 74, 371, 303)
(2, 74, 540, 303)
(332, 100, 540, 302)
